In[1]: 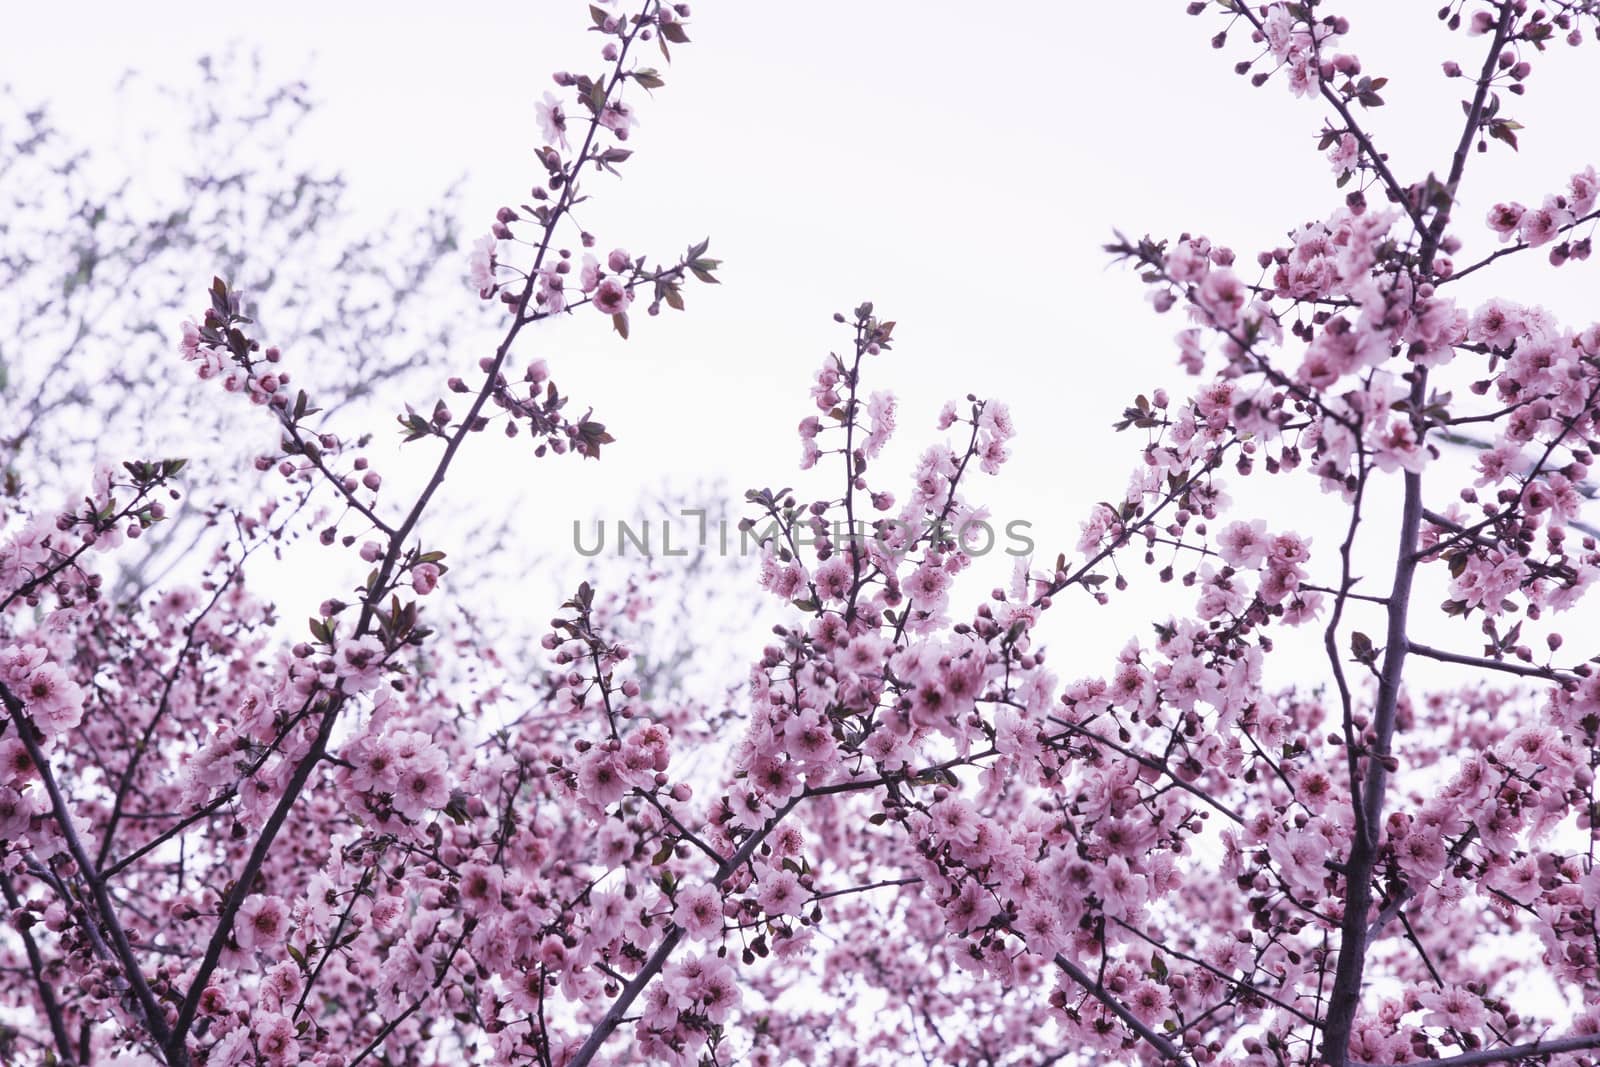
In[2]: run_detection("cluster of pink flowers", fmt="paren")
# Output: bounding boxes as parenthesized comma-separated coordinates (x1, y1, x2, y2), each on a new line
(10, 2, 1600, 1067)
(526, 245, 636, 317)
(1486, 165, 1599, 252)
(0, 645, 83, 738)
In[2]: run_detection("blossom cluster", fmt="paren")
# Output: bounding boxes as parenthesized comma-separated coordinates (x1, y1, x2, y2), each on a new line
(6, 2, 1600, 1067)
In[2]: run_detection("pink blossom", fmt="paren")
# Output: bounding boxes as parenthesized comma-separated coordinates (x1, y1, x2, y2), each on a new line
(727, 781, 774, 831)
(940, 880, 995, 935)
(755, 868, 806, 917)
(1127, 980, 1169, 1026)
(863, 390, 897, 459)
(684, 955, 741, 1023)
(0, 786, 32, 840)
(1014, 901, 1065, 956)
(599, 100, 638, 136)
(812, 556, 852, 603)
(748, 755, 802, 803)
(579, 253, 602, 292)
(577, 750, 629, 808)
(1216, 519, 1269, 570)
(207, 1029, 251, 1067)
(235, 894, 289, 953)
(536, 91, 570, 148)
(673, 883, 724, 940)
(412, 562, 441, 595)
(1468, 298, 1527, 350)
(783, 711, 835, 765)
(467, 234, 498, 297)
(1095, 855, 1148, 915)
(1164, 239, 1210, 283)
(335, 636, 388, 692)
(759, 555, 807, 600)
(349, 734, 400, 793)
(1570, 165, 1599, 215)
(457, 863, 503, 915)
(1196, 269, 1247, 328)
(393, 756, 449, 819)
(1517, 195, 1573, 247)
(1327, 132, 1360, 174)
(1371, 417, 1427, 474)
(1417, 985, 1490, 1030)
(1486, 201, 1525, 241)
(1267, 532, 1310, 567)
(593, 276, 633, 315)
(178, 319, 200, 358)
(253, 1011, 299, 1065)
(12, 659, 84, 736)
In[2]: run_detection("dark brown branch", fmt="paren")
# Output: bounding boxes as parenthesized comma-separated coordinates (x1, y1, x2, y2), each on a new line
(1438, 208, 1600, 286)
(1, 872, 75, 1065)
(1407, 640, 1567, 681)
(1356, 1033, 1600, 1067)
(1321, 6, 1518, 1062)
(0, 682, 173, 1056)
(568, 793, 805, 1067)
(1053, 953, 1184, 1063)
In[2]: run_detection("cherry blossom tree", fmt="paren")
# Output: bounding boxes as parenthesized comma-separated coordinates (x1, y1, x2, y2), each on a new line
(5, 1, 1600, 1066)
(0, 51, 469, 603)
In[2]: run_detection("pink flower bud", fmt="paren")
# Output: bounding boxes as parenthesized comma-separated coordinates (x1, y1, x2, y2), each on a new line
(412, 563, 441, 595)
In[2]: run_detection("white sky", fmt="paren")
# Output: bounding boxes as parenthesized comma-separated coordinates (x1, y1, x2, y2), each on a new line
(4, 0, 1598, 674)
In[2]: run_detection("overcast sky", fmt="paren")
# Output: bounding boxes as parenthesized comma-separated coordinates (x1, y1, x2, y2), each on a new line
(5, 0, 1597, 672)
